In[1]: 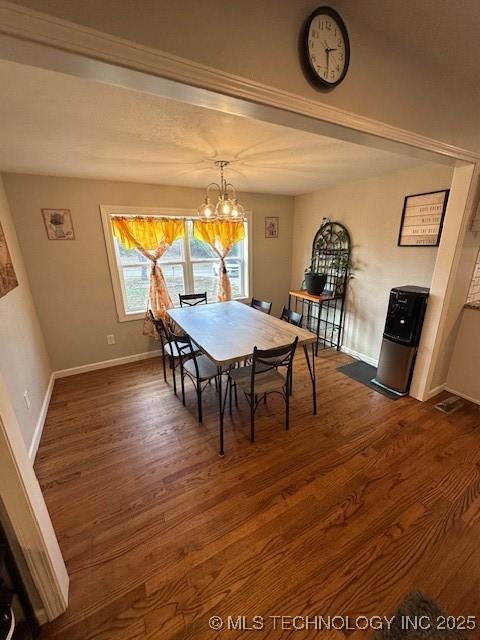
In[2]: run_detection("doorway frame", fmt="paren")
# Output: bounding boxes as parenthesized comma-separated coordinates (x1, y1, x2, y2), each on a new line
(0, 0, 478, 617)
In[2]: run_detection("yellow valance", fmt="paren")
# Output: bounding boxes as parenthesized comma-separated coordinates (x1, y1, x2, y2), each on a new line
(193, 219, 245, 250)
(111, 216, 185, 250)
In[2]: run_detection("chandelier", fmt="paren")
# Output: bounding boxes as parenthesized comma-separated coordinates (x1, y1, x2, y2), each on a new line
(197, 160, 245, 219)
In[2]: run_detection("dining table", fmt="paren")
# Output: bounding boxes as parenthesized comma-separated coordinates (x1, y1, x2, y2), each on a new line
(167, 300, 317, 455)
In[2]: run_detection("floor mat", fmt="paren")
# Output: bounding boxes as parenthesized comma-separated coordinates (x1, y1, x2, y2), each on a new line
(337, 360, 400, 400)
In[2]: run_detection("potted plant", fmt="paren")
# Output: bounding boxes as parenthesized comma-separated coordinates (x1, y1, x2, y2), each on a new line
(303, 259, 327, 296)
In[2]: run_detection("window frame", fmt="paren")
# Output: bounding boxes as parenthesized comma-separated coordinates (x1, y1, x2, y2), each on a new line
(100, 205, 252, 322)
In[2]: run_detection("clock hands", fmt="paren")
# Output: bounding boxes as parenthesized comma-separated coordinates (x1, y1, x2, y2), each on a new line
(322, 40, 337, 72)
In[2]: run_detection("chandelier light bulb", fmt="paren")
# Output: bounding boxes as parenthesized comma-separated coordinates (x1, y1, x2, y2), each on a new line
(198, 196, 214, 218)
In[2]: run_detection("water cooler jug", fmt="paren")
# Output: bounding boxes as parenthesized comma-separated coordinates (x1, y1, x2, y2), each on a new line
(372, 286, 429, 396)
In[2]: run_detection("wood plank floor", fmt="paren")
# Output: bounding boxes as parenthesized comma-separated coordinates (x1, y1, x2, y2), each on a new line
(35, 350, 480, 639)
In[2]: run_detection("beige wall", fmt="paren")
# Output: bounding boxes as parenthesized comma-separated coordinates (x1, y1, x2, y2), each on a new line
(8, 0, 480, 154)
(0, 176, 51, 451)
(292, 164, 454, 363)
(446, 308, 480, 403)
(3, 173, 294, 371)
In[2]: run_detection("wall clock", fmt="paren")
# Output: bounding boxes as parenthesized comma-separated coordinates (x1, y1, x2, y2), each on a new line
(302, 6, 350, 88)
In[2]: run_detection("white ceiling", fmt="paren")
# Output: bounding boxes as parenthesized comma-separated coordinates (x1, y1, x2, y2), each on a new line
(0, 60, 433, 195)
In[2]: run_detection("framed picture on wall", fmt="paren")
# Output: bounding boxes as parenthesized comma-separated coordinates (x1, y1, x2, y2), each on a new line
(265, 216, 279, 238)
(42, 208, 75, 240)
(398, 189, 449, 247)
(0, 221, 18, 299)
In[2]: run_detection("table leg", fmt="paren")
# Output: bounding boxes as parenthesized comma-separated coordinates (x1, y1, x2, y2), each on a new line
(218, 365, 224, 456)
(288, 293, 292, 311)
(303, 344, 317, 415)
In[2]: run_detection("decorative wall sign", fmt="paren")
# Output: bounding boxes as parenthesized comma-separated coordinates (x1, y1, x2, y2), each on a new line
(42, 208, 75, 240)
(265, 216, 279, 238)
(398, 190, 449, 247)
(0, 221, 18, 299)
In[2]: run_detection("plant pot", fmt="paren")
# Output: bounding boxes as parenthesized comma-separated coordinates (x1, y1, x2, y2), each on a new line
(304, 272, 327, 296)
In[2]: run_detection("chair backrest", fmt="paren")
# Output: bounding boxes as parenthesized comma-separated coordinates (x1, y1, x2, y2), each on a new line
(148, 310, 168, 343)
(280, 306, 303, 327)
(165, 322, 201, 376)
(179, 292, 207, 307)
(250, 298, 272, 314)
(252, 337, 298, 384)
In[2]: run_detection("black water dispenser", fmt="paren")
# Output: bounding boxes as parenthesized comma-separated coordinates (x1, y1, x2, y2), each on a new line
(373, 286, 429, 396)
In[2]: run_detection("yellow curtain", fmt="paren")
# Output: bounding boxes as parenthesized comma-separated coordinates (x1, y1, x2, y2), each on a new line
(111, 216, 185, 334)
(193, 220, 245, 301)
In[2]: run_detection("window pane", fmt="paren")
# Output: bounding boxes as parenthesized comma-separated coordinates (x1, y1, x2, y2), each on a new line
(228, 242, 242, 258)
(162, 264, 186, 303)
(123, 265, 150, 312)
(160, 238, 184, 262)
(189, 234, 217, 259)
(116, 238, 148, 265)
(192, 260, 243, 300)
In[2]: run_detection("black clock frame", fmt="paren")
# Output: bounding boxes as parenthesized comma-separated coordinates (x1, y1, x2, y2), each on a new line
(301, 6, 350, 89)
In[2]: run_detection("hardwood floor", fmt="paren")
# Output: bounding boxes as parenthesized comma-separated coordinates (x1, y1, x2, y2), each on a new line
(35, 350, 480, 639)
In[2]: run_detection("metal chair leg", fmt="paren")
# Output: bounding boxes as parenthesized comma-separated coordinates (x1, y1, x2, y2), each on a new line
(197, 384, 203, 423)
(234, 382, 238, 407)
(229, 377, 233, 416)
(250, 397, 255, 443)
(181, 370, 186, 406)
(172, 358, 177, 395)
(285, 388, 290, 431)
(161, 345, 167, 383)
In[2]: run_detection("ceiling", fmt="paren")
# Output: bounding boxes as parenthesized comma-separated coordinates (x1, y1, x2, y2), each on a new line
(0, 60, 433, 196)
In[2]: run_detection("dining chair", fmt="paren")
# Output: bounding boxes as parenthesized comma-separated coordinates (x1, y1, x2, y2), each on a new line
(250, 298, 272, 314)
(280, 306, 303, 395)
(169, 328, 224, 423)
(179, 292, 207, 307)
(280, 306, 303, 327)
(226, 337, 298, 442)
(148, 310, 196, 395)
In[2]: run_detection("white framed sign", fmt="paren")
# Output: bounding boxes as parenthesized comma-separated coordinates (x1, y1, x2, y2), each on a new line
(398, 190, 449, 247)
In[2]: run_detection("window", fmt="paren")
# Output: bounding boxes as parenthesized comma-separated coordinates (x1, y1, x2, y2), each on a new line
(101, 207, 250, 321)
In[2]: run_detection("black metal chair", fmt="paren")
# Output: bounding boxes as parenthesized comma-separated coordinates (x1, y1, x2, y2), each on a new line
(280, 306, 303, 327)
(280, 306, 303, 395)
(250, 298, 272, 314)
(149, 310, 196, 395)
(169, 328, 223, 423)
(179, 292, 207, 307)
(226, 337, 298, 442)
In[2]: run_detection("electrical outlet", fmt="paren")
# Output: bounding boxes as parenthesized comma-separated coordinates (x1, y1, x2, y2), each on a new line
(23, 390, 31, 410)
(107, 334, 116, 345)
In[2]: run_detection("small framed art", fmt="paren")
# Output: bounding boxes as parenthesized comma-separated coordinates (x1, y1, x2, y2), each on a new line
(42, 208, 75, 240)
(265, 216, 279, 239)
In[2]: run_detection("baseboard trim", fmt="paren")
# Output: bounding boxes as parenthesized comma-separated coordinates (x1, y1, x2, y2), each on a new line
(28, 372, 55, 461)
(424, 383, 446, 401)
(28, 350, 162, 460)
(340, 345, 379, 368)
(444, 386, 480, 406)
(54, 349, 162, 379)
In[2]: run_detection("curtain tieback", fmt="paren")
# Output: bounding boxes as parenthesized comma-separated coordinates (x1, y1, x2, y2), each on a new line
(220, 257, 227, 274)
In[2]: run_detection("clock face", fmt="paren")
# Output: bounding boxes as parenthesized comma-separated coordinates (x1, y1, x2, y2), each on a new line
(303, 7, 350, 88)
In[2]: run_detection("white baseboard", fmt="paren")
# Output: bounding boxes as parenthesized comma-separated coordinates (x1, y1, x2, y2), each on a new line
(28, 349, 162, 461)
(424, 383, 446, 401)
(28, 372, 55, 461)
(340, 345, 379, 367)
(444, 386, 480, 406)
(53, 349, 162, 379)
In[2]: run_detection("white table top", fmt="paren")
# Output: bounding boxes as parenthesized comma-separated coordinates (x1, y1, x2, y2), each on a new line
(168, 301, 316, 365)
